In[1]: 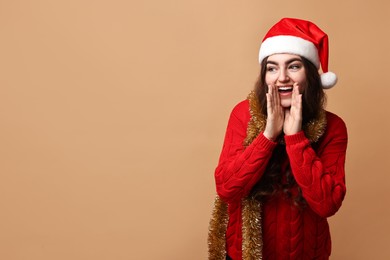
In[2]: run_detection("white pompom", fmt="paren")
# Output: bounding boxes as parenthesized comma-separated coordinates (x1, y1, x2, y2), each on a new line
(321, 72, 337, 89)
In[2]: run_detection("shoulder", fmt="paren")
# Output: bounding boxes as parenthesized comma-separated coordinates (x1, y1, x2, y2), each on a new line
(325, 111, 346, 127)
(231, 99, 250, 117)
(229, 99, 251, 123)
(232, 99, 249, 112)
(324, 110, 348, 137)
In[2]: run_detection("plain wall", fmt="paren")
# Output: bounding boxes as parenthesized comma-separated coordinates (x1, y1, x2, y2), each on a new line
(1, 0, 390, 259)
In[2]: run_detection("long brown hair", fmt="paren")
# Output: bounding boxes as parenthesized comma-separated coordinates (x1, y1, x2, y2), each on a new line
(251, 56, 326, 207)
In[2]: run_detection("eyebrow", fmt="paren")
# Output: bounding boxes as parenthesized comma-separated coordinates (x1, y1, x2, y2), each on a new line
(266, 58, 303, 65)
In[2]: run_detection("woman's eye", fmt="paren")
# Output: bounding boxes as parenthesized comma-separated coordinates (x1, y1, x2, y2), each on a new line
(289, 64, 301, 70)
(266, 66, 277, 72)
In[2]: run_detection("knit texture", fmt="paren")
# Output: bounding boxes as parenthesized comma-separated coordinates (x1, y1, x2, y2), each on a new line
(214, 100, 348, 259)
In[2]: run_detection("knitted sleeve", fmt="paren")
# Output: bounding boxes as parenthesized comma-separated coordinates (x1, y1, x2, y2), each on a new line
(215, 101, 277, 203)
(285, 113, 348, 218)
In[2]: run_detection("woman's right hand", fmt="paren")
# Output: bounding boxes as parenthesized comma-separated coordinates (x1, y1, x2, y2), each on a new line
(263, 84, 284, 142)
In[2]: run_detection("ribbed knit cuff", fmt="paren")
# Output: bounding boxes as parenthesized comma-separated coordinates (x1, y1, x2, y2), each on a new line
(253, 132, 278, 151)
(284, 131, 307, 145)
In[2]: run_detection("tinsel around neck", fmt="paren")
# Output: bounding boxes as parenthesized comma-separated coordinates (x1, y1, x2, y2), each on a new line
(244, 91, 327, 146)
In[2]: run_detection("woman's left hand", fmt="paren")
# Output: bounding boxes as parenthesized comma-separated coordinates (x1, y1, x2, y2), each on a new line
(283, 83, 302, 135)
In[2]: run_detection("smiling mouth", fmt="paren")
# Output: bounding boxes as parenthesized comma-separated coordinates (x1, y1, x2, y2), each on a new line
(278, 86, 293, 93)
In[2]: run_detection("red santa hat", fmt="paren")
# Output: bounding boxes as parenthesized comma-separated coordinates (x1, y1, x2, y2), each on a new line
(259, 18, 337, 89)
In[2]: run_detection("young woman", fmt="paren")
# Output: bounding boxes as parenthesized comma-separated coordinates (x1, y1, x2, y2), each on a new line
(208, 18, 348, 260)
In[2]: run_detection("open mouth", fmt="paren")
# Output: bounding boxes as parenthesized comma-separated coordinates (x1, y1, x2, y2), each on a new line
(278, 86, 293, 93)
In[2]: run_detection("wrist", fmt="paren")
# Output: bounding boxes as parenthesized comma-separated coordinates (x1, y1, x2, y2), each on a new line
(284, 127, 301, 136)
(284, 130, 306, 144)
(263, 131, 277, 142)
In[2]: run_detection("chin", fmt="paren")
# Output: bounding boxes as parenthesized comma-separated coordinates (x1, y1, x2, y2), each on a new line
(280, 101, 292, 108)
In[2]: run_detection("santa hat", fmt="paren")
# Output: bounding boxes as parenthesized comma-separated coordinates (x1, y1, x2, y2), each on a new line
(259, 18, 337, 89)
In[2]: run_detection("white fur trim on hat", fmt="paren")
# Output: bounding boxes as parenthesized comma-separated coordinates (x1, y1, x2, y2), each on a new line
(259, 35, 320, 68)
(321, 71, 337, 89)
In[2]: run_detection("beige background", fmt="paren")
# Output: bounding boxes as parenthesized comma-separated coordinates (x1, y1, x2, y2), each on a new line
(1, 0, 389, 259)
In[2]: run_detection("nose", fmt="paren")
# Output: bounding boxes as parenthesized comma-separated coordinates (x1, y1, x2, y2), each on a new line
(278, 69, 289, 82)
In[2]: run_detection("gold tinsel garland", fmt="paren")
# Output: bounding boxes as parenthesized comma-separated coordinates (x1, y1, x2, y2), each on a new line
(207, 196, 229, 260)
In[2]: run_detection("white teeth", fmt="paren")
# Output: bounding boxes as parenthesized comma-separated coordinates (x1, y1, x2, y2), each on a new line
(278, 86, 292, 90)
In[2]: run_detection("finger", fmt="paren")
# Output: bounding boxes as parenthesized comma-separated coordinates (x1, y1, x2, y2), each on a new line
(274, 84, 280, 108)
(292, 83, 298, 101)
(295, 85, 302, 109)
(266, 93, 272, 114)
(266, 85, 273, 114)
(271, 84, 277, 111)
(292, 83, 301, 109)
(269, 84, 279, 113)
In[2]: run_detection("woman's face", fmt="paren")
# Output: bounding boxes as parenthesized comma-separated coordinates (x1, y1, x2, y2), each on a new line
(265, 53, 307, 108)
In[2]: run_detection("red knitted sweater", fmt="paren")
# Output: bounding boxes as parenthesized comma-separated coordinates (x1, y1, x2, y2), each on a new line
(215, 100, 348, 260)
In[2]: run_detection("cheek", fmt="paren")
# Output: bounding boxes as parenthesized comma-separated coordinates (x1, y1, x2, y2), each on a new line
(298, 79, 308, 92)
(299, 85, 305, 94)
(265, 74, 276, 84)
(293, 73, 308, 90)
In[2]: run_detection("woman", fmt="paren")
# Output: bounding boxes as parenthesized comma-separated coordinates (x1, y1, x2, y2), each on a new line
(208, 18, 348, 260)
